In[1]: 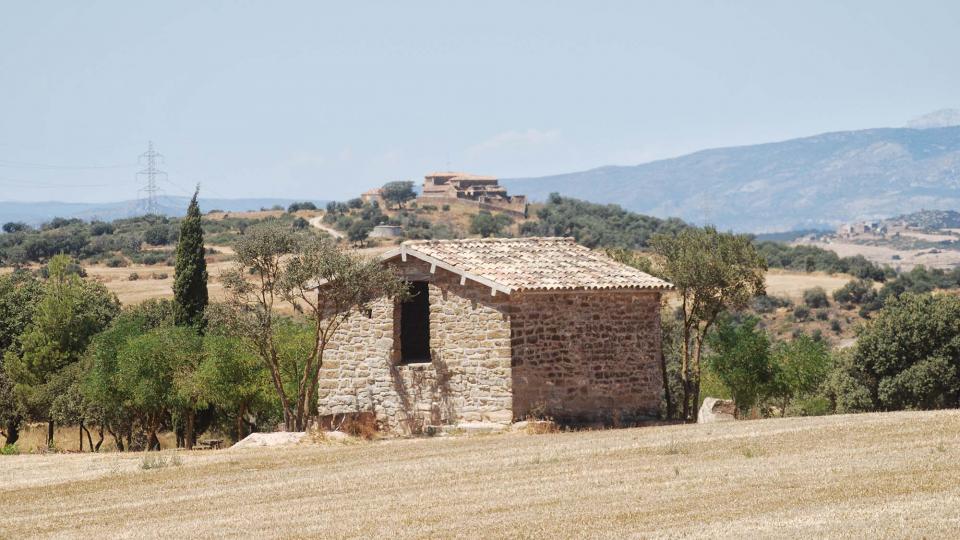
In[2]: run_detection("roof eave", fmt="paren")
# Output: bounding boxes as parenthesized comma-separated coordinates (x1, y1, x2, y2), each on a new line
(381, 246, 513, 297)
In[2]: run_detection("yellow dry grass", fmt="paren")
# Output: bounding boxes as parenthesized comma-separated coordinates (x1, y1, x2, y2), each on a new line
(2, 410, 959, 538)
(763, 269, 855, 301)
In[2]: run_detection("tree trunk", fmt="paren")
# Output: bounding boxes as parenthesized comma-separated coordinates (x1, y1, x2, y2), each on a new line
(236, 403, 247, 441)
(148, 430, 161, 451)
(94, 424, 104, 452)
(660, 350, 673, 420)
(185, 409, 195, 450)
(107, 425, 124, 452)
(78, 423, 84, 452)
(47, 420, 55, 448)
(680, 327, 692, 421)
(82, 422, 94, 452)
(3, 417, 19, 445)
(148, 415, 161, 451)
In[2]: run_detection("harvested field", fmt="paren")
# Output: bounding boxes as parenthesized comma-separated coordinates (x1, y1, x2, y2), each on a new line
(795, 239, 960, 270)
(2, 410, 959, 538)
(759, 269, 853, 301)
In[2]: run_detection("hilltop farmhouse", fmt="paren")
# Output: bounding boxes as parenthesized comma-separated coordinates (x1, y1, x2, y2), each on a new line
(419, 171, 528, 217)
(317, 237, 672, 434)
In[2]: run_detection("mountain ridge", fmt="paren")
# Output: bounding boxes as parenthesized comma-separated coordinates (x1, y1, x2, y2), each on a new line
(503, 125, 960, 232)
(0, 196, 325, 226)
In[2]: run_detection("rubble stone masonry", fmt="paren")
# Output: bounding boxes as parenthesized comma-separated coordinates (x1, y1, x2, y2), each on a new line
(316, 259, 664, 433)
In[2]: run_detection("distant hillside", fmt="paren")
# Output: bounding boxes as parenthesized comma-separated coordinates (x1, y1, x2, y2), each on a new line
(504, 125, 960, 232)
(892, 209, 960, 230)
(0, 196, 325, 226)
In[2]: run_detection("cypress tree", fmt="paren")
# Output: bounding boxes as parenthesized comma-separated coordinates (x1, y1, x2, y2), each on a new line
(173, 188, 209, 328)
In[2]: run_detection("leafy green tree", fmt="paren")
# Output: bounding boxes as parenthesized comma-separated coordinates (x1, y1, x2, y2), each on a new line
(0, 270, 42, 445)
(347, 220, 373, 246)
(469, 211, 512, 238)
(173, 188, 209, 328)
(114, 326, 203, 450)
(651, 226, 766, 421)
(287, 201, 317, 213)
(217, 226, 407, 430)
(199, 333, 275, 441)
(821, 349, 874, 414)
(49, 362, 100, 451)
(381, 181, 416, 209)
(769, 334, 830, 415)
(4, 255, 119, 446)
(705, 315, 774, 417)
(852, 293, 960, 410)
(520, 193, 688, 249)
(2, 222, 29, 234)
(82, 299, 175, 451)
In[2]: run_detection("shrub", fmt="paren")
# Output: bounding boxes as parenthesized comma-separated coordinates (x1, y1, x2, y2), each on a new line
(2, 222, 29, 234)
(151, 272, 168, 280)
(803, 287, 830, 308)
(851, 293, 960, 410)
(0, 444, 19, 455)
(106, 256, 127, 268)
(750, 294, 792, 313)
(469, 211, 513, 238)
(830, 319, 842, 333)
(292, 217, 309, 230)
(833, 279, 876, 305)
(816, 310, 829, 321)
(793, 306, 810, 321)
(140, 453, 182, 470)
(143, 224, 173, 246)
(288, 201, 318, 213)
(705, 315, 774, 416)
(90, 221, 114, 236)
(128, 272, 140, 281)
(441, 204, 450, 212)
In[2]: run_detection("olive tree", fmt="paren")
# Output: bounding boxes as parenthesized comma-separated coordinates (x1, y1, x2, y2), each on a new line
(381, 180, 416, 209)
(650, 227, 766, 421)
(217, 225, 406, 431)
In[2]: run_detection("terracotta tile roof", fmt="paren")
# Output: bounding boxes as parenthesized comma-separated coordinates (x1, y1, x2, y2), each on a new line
(425, 171, 498, 182)
(386, 237, 672, 294)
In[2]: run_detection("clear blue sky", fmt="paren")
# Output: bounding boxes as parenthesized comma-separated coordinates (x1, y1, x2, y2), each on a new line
(1, 1, 958, 203)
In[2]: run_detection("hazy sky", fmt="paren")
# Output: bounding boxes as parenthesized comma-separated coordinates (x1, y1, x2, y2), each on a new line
(1, 1, 958, 203)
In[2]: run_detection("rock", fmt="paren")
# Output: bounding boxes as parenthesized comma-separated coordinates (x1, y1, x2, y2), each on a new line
(230, 431, 307, 449)
(698, 397, 736, 423)
(511, 420, 558, 434)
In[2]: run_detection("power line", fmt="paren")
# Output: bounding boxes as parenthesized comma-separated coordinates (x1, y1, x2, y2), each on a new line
(136, 141, 166, 214)
(0, 175, 116, 188)
(0, 158, 136, 170)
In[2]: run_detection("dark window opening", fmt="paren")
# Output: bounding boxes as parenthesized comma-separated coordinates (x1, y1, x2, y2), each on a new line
(400, 281, 431, 363)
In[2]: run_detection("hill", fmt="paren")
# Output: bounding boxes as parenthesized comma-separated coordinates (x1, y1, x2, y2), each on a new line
(0, 196, 324, 226)
(2, 410, 958, 537)
(504, 125, 960, 233)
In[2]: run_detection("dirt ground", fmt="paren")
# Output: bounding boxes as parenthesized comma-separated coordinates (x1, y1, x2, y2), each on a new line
(2, 410, 959, 538)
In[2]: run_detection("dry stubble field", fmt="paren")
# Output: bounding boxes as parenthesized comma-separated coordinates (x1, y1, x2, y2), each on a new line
(2, 410, 960, 538)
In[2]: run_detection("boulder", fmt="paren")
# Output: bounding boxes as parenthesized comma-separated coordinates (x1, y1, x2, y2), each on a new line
(230, 431, 306, 449)
(698, 397, 736, 423)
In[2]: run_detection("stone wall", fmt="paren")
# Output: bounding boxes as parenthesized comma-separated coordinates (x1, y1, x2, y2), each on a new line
(316, 260, 513, 434)
(510, 290, 663, 425)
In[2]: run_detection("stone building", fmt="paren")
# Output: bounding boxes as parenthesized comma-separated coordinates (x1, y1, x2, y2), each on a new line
(419, 171, 527, 216)
(316, 237, 671, 434)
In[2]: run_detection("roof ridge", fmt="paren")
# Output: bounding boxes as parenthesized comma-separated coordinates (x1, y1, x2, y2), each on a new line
(402, 236, 575, 245)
